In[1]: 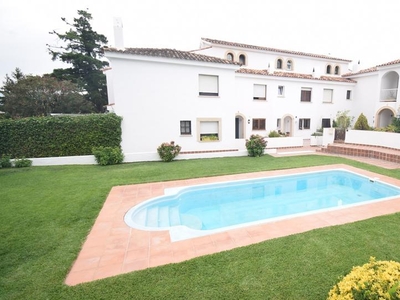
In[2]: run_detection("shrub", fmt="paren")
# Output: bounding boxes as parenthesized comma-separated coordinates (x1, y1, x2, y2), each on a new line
(328, 257, 400, 300)
(0, 113, 122, 158)
(245, 134, 267, 157)
(92, 146, 124, 166)
(157, 141, 181, 162)
(14, 158, 32, 168)
(268, 130, 282, 138)
(0, 155, 12, 168)
(354, 113, 371, 130)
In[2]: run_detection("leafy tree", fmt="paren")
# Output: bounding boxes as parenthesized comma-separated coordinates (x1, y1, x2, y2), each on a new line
(335, 110, 354, 129)
(48, 9, 109, 112)
(1, 75, 94, 118)
(0, 68, 25, 114)
(354, 113, 370, 130)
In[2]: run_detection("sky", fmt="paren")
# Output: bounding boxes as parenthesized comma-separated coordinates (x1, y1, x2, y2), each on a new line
(1, 0, 400, 84)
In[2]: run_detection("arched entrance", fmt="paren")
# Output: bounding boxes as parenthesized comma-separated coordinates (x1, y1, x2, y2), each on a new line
(235, 114, 245, 139)
(375, 107, 396, 128)
(282, 114, 294, 136)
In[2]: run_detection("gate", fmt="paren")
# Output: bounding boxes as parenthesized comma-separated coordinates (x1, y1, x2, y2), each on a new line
(334, 128, 346, 141)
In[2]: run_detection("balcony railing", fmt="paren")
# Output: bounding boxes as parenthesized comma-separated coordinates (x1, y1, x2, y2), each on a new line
(380, 88, 398, 102)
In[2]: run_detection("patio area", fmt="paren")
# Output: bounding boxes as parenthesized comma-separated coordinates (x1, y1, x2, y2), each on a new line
(65, 163, 400, 286)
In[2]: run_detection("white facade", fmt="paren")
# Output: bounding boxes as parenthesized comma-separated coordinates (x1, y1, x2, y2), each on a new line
(104, 38, 400, 162)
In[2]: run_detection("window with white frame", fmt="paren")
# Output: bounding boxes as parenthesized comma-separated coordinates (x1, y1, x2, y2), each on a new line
(323, 89, 333, 103)
(252, 118, 266, 130)
(253, 84, 267, 100)
(299, 118, 311, 130)
(180, 120, 191, 135)
(198, 119, 220, 141)
(346, 90, 352, 100)
(300, 87, 312, 102)
(199, 75, 219, 96)
(278, 85, 285, 96)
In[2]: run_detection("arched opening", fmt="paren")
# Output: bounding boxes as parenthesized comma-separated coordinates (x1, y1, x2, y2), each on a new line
(239, 54, 246, 65)
(287, 60, 292, 70)
(334, 66, 340, 75)
(375, 107, 396, 128)
(226, 52, 234, 61)
(326, 65, 332, 74)
(276, 59, 282, 69)
(282, 114, 294, 136)
(380, 71, 399, 102)
(235, 114, 245, 139)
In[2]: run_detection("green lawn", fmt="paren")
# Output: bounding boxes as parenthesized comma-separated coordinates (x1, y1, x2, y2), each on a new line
(1, 154, 400, 300)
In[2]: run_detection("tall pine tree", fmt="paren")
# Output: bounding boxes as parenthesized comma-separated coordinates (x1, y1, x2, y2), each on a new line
(48, 9, 109, 112)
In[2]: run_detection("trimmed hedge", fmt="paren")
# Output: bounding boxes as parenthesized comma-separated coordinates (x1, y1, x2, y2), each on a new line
(0, 114, 122, 158)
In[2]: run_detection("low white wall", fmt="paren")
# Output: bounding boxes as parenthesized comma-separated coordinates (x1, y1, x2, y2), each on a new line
(345, 130, 400, 149)
(266, 137, 303, 148)
(123, 150, 247, 162)
(322, 127, 335, 146)
(28, 155, 97, 166)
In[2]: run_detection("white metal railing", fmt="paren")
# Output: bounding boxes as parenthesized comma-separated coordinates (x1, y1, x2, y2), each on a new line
(380, 88, 398, 101)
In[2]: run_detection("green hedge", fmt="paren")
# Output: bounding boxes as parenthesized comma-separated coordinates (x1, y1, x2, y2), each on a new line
(0, 114, 122, 158)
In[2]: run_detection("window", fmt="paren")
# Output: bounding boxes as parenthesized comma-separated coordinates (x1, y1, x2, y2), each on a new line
(346, 90, 352, 100)
(326, 65, 332, 74)
(252, 118, 266, 130)
(300, 87, 312, 102)
(323, 89, 333, 103)
(322, 118, 331, 128)
(277, 118, 281, 129)
(299, 118, 311, 130)
(239, 54, 246, 65)
(287, 60, 292, 70)
(334, 66, 340, 75)
(253, 84, 267, 100)
(199, 75, 218, 96)
(276, 59, 282, 69)
(198, 118, 220, 141)
(278, 85, 285, 96)
(226, 52, 234, 61)
(180, 120, 191, 135)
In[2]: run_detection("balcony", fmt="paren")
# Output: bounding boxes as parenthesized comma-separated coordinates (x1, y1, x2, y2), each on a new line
(380, 88, 398, 102)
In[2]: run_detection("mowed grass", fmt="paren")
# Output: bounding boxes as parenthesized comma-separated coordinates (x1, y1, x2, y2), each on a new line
(1, 154, 400, 299)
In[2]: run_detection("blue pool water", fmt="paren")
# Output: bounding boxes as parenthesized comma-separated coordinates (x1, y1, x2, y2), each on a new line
(124, 169, 400, 241)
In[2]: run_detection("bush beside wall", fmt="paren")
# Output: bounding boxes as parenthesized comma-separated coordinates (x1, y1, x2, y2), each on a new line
(0, 114, 122, 158)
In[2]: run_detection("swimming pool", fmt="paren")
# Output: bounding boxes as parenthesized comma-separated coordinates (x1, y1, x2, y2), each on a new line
(124, 169, 400, 241)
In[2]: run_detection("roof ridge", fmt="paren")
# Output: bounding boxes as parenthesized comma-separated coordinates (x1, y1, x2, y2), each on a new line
(104, 47, 241, 65)
(201, 38, 352, 62)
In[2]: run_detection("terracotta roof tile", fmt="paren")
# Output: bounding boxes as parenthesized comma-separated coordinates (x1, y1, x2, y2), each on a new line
(342, 58, 400, 77)
(237, 68, 356, 83)
(202, 38, 352, 62)
(342, 67, 378, 77)
(377, 59, 400, 67)
(104, 47, 241, 65)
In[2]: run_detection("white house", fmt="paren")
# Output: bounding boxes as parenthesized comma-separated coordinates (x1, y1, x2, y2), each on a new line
(104, 37, 399, 162)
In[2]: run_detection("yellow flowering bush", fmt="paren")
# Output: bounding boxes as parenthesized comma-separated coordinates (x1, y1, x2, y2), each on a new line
(328, 257, 400, 300)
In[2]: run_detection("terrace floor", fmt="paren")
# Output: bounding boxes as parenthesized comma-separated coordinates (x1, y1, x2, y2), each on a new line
(65, 150, 400, 285)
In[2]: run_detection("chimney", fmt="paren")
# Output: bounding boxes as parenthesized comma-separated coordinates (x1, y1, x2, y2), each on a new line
(113, 17, 124, 49)
(352, 60, 361, 73)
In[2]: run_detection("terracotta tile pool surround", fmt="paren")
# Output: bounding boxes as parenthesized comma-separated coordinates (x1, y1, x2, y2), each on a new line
(65, 164, 400, 286)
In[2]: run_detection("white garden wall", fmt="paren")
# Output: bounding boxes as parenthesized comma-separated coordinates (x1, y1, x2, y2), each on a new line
(345, 130, 400, 149)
